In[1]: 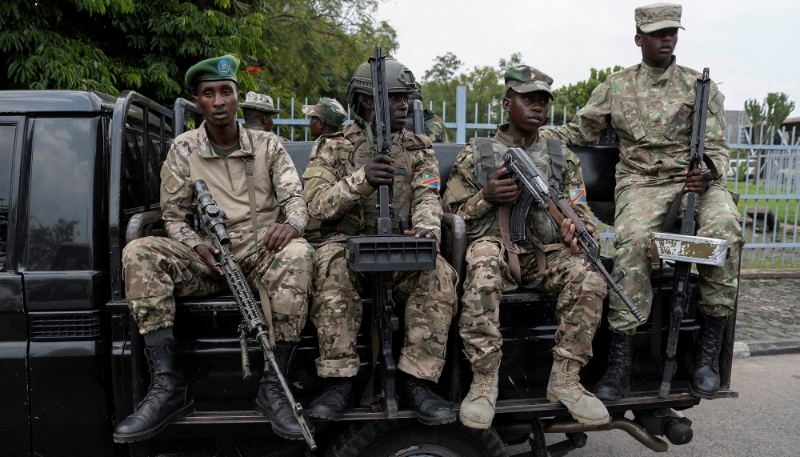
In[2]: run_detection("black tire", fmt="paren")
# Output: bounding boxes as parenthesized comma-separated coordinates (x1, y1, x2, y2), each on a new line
(325, 420, 508, 457)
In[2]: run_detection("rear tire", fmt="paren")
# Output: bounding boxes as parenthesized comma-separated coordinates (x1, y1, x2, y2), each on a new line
(325, 420, 508, 457)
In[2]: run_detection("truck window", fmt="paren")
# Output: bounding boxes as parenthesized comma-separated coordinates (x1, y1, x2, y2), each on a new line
(26, 118, 96, 271)
(121, 130, 165, 214)
(0, 124, 15, 271)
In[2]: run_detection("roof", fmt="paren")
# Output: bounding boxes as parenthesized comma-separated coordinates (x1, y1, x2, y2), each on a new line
(0, 90, 116, 114)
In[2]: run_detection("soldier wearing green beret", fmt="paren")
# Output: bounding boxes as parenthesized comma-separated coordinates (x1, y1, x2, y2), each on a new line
(241, 91, 282, 132)
(444, 65, 610, 429)
(114, 54, 316, 443)
(541, 3, 744, 402)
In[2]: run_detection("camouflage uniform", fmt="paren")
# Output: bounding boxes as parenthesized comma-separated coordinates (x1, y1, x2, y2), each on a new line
(123, 122, 314, 342)
(304, 121, 458, 382)
(541, 58, 744, 335)
(443, 126, 607, 371)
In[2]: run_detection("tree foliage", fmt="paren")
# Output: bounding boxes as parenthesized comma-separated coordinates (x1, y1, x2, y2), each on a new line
(0, 0, 396, 106)
(745, 92, 796, 144)
(550, 66, 623, 125)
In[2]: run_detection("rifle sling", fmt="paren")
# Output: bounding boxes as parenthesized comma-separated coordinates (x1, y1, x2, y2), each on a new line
(499, 203, 545, 289)
(242, 134, 276, 346)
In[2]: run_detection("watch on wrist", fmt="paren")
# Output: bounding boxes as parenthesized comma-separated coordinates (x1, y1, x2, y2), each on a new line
(285, 219, 303, 235)
(700, 168, 716, 182)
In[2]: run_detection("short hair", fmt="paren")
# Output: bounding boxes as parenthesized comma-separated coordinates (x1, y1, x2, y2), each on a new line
(636, 27, 645, 35)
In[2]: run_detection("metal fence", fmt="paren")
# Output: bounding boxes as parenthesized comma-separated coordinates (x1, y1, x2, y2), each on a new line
(271, 86, 800, 267)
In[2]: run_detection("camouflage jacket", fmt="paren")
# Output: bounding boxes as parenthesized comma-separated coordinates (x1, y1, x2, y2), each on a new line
(541, 58, 729, 184)
(443, 125, 595, 253)
(161, 121, 308, 260)
(303, 121, 443, 243)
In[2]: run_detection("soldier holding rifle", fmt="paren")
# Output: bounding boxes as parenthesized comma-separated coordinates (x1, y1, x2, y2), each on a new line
(115, 54, 315, 443)
(541, 3, 744, 401)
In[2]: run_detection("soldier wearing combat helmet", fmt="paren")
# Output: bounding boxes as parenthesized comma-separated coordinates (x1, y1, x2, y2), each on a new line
(541, 3, 744, 402)
(444, 65, 609, 429)
(303, 57, 459, 424)
(114, 54, 315, 443)
(404, 82, 449, 143)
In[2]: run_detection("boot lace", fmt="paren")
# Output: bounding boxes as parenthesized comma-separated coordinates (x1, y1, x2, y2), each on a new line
(474, 372, 495, 398)
(699, 319, 725, 366)
(563, 360, 587, 397)
(137, 350, 170, 408)
(604, 335, 631, 380)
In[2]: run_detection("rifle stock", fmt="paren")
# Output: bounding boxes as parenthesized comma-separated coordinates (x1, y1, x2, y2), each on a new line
(192, 180, 317, 450)
(502, 147, 646, 324)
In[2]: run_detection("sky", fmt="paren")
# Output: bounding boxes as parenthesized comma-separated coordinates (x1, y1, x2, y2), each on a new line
(377, 0, 800, 118)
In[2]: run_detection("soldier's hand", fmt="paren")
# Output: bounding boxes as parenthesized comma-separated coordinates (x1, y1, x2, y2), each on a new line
(365, 155, 395, 188)
(482, 168, 518, 204)
(262, 223, 298, 253)
(404, 227, 440, 253)
(194, 244, 224, 276)
(560, 218, 581, 255)
(685, 167, 710, 193)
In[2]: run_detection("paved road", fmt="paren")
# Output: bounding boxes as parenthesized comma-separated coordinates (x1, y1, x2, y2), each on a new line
(735, 278, 800, 341)
(508, 353, 800, 456)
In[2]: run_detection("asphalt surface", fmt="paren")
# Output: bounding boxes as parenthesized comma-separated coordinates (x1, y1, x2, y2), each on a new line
(507, 353, 800, 456)
(735, 278, 800, 342)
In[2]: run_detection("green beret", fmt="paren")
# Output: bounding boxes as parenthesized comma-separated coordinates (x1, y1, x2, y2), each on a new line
(185, 54, 239, 89)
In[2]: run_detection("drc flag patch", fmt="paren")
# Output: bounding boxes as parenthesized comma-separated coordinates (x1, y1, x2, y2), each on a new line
(422, 172, 439, 188)
(570, 188, 587, 203)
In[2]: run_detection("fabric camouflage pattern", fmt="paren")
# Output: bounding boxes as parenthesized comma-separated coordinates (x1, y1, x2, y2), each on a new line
(302, 97, 347, 128)
(443, 126, 597, 253)
(426, 112, 448, 143)
(635, 3, 684, 33)
(161, 121, 308, 260)
(541, 58, 744, 333)
(302, 131, 351, 242)
(504, 65, 554, 98)
(304, 121, 458, 381)
(310, 242, 458, 380)
(460, 238, 606, 371)
(123, 236, 314, 342)
(444, 128, 604, 371)
(240, 91, 281, 113)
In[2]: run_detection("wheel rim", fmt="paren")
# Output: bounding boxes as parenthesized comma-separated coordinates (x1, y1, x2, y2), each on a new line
(389, 444, 465, 457)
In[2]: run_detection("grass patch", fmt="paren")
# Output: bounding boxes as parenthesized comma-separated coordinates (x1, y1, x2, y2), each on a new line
(726, 181, 800, 226)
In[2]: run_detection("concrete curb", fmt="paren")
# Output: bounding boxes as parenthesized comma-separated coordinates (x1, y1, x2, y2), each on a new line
(740, 269, 800, 280)
(733, 339, 800, 358)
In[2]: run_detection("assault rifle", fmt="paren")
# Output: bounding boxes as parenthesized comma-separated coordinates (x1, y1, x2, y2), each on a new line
(502, 147, 646, 324)
(650, 68, 728, 398)
(344, 45, 436, 418)
(192, 180, 317, 450)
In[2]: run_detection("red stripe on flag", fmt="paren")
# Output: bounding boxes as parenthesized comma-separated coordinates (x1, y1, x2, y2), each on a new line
(571, 189, 585, 203)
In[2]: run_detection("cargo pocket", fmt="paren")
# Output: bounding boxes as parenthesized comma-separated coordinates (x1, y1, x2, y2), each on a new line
(663, 104, 693, 141)
(160, 166, 184, 194)
(623, 107, 647, 141)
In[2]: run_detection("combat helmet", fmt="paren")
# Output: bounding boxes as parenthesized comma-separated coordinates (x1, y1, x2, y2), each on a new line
(346, 58, 417, 111)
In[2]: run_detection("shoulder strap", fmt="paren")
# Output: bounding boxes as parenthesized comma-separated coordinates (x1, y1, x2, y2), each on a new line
(474, 137, 502, 186)
(547, 138, 566, 187)
(243, 129, 259, 255)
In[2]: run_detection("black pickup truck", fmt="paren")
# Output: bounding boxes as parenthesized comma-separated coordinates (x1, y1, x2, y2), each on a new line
(0, 90, 739, 457)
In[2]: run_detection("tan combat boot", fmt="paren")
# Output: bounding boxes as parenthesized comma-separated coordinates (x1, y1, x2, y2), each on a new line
(546, 357, 610, 426)
(459, 370, 499, 429)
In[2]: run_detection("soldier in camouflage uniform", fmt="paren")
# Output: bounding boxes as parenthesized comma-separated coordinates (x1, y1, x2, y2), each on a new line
(444, 65, 610, 429)
(405, 83, 449, 142)
(114, 55, 315, 443)
(540, 3, 744, 401)
(301, 97, 348, 241)
(304, 58, 459, 425)
(241, 91, 282, 132)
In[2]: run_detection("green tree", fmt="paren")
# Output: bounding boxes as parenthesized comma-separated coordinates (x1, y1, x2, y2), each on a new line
(550, 66, 623, 125)
(0, 0, 396, 108)
(744, 92, 796, 144)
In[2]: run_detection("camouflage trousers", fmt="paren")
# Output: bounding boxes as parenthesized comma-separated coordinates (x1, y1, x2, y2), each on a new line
(610, 180, 744, 335)
(122, 236, 315, 342)
(310, 240, 458, 382)
(460, 237, 607, 372)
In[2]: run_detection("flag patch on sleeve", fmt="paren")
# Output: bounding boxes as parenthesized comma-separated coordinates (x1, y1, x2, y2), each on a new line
(421, 172, 439, 188)
(570, 188, 587, 203)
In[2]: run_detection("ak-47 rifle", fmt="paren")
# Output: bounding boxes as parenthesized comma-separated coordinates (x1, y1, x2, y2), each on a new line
(192, 180, 317, 450)
(502, 148, 646, 324)
(651, 68, 728, 398)
(344, 45, 437, 419)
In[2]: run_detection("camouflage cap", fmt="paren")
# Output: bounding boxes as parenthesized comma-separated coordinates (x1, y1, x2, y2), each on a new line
(239, 91, 281, 114)
(302, 97, 347, 128)
(504, 65, 554, 99)
(635, 3, 684, 33)
(185, 54, 239, 89)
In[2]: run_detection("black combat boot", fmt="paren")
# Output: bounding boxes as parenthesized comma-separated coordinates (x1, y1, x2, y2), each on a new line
(400, 372, 456, 425)
(592, 332, 635, 401)
(689, 315, 728, 399)
(308, 377, 353, 420)
(255, 342, 314, 440)
(113, 340, 194, 443)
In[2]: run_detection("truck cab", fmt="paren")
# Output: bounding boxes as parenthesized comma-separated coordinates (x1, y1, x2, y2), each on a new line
(0, 91, 739, 457)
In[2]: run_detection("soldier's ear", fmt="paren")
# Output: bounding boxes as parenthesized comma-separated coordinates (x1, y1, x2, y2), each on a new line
(634, 33, 642, 47)
(502, 97, 510, 112)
